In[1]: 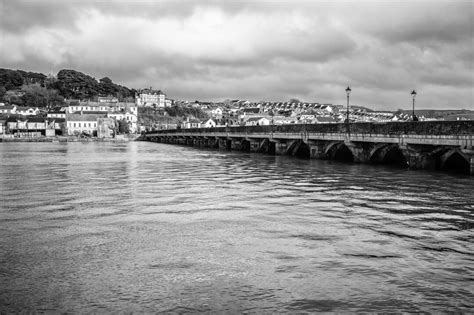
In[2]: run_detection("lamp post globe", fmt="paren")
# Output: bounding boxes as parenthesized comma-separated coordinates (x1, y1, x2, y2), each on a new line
(345, 86, 351, 123)
(411, 90, 417, 121)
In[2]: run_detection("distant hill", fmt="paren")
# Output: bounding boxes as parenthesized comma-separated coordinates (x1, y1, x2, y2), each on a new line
(398, 109, 474, 120)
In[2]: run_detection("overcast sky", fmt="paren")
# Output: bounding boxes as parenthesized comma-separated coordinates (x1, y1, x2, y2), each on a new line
(0, 0, 472, 110)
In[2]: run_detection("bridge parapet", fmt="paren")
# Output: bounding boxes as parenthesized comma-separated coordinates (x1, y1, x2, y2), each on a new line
(146, 121, 474, 136)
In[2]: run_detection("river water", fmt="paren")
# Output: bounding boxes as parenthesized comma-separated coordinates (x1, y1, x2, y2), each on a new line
(0, 142, 472, 312)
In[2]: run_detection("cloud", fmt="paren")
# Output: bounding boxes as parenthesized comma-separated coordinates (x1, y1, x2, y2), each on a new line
(0, 0, 472, 109)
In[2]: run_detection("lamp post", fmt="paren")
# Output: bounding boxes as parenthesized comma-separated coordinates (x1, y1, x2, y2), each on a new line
(411, 90, 417, 121)
(345, 86, 351, 123)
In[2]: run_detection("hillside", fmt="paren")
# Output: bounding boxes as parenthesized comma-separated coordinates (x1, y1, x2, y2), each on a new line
(0, 68, 135, 108)
(398, 109, 474, 120)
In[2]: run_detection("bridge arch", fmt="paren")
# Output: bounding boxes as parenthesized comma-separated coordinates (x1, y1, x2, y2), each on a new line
(292, 140, 311, 159)
(439, 149, 470, 174)
(325, 141, 354, 162)
(370, 144, 408, 167)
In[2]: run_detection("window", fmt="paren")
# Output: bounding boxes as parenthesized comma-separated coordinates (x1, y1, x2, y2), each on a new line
(73, 123, 76, 127)
(79, 123, 81, 127)
(89, 123, 91, 127)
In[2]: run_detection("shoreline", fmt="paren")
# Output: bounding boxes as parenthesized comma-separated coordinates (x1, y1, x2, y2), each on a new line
(0, 135, 140, 143)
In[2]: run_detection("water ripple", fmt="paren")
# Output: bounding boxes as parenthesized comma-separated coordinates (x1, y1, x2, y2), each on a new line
(0, 142, 473, 313)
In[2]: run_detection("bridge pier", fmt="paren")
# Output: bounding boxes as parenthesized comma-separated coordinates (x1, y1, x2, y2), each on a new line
(230, 138, 243, 151)
(307, 141, 326, 159)
(272, 140, 289, 155)
(470, 155, 474, 175)
(346, 141, 371, 163)
(217, 138, 231, 150)
(208, 137, 219, 148)
(248, 139, 261, 152)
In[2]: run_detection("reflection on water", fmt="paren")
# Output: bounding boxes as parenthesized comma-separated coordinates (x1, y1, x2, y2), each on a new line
(0, 142, 473, 312)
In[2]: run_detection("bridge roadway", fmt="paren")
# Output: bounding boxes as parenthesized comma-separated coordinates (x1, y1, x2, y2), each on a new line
(143, 121, 474, 175)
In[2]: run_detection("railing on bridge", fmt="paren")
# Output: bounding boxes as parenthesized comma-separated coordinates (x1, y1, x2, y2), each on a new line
(145, 121, 474, 136)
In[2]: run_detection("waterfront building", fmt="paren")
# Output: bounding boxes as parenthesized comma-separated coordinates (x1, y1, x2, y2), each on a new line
(97, 118, 116, 138)
(65, 100, 138, 133)
(66, 113, 107, 136)
(4, 117, 63, 137)
(108, 109, 138, 133)
(0, 119, 5, 135)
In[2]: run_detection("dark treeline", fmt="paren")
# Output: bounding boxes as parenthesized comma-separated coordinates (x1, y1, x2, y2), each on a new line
(0, 68, 136, 108)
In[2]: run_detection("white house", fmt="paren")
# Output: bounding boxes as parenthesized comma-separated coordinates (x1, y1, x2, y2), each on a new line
(210, 107, 223, 118)
(135, 89, 166, 107)
(314, 116, 336, 123)
(98, 97, 118, 103)
(0, 105, 16, 115)
(245, 117, 270, 126)
(47, 110, 66, 119)
(108, 109, 138, 133)
(299, 114, 316, 123)
(0, 119, 5, 135)
(67, 101, 136, 114)
(201, 118, 217, 128)
(15, 106, 39, 116)
(183, 118, 201, 129)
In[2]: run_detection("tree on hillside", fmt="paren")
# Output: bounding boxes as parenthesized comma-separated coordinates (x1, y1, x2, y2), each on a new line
(20, 85, 64, 108)
(17, 70, 47, 86)
(56, 69, 100, 99)
(0, 69, 24, 90)
(165, 104, 209, 119)
(0, 86, 6, 99)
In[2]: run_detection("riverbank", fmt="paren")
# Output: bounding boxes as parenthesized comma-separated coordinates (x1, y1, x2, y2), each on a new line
(0, 135, 140, 143)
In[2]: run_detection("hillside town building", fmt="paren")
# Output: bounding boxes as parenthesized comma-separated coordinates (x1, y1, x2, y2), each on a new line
(136, 88, 166, 107)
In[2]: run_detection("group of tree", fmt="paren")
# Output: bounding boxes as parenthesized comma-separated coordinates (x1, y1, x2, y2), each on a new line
(0, 68, 136, 107)
(53, 69, 135, 101)
(164, 104, 208, 119)
(0, 68, 47, 91)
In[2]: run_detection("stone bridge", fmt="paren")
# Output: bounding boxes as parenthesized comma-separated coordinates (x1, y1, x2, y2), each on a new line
(142, 121, 474, 175)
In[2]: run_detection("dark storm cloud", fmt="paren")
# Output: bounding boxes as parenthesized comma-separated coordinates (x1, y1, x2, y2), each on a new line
(354, 1, 473, 44)
(1, 0, 79, 33)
